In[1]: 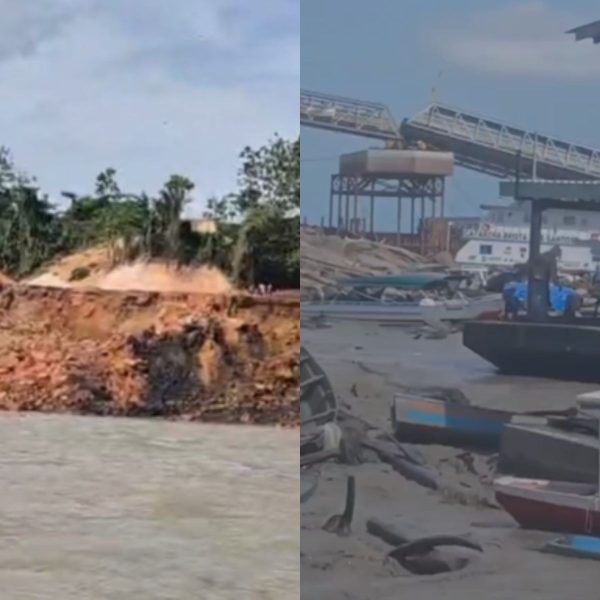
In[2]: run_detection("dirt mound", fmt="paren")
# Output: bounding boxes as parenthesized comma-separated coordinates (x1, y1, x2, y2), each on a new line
(301, 228, 442, 297)
(0, 271, 14, 285)
(96, 263, 232, 294)
(26, 246, 233, 295)
(26, 245, 112, 287)
(0, 286, 299, 425)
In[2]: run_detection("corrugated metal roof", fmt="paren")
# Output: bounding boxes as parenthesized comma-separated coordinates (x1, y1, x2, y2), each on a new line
(566, 19, 600, 43)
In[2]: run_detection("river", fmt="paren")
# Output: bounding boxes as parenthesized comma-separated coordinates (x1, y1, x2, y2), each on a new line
(0, 414, 298, 599)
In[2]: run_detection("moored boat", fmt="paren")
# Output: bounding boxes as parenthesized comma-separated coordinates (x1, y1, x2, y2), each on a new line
(494, 476, 600, 536)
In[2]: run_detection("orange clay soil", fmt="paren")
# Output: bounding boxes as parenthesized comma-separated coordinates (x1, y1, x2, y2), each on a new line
(0, 284, 299, 426)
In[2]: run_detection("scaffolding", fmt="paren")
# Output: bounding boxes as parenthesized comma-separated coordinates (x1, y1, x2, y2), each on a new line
(328, 173, 445, 252)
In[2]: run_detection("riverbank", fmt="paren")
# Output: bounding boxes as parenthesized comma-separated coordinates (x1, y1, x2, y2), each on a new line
(0, 284, 299, 426)
(301, 321, 598, 599)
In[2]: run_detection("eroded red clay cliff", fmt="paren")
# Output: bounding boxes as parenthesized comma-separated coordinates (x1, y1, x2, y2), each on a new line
(0, 285, 299, 426)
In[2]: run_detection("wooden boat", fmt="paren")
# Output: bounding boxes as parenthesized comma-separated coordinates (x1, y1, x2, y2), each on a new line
(498, 423, 599, 484)
(542, 534, 600, 561)
(301, 470, 320, 504)
(494, 476, 600, 536)
(300, 346, 337, 455)
(391, 394, 515, 450)
(496, 392, 600, 536)
(301, 273, 502, 324)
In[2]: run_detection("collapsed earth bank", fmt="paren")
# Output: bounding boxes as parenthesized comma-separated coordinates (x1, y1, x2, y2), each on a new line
(0, 284, 299, 426)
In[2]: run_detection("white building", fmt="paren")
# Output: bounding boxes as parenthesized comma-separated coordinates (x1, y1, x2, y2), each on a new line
(455, 202, 600, 273)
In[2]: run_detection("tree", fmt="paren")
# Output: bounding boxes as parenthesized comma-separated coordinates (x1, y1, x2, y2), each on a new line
(229, 135, 300, 288)
(153, 175, 194, 260)
(235, 135, 299, 214)
(0, 136, 299, 289)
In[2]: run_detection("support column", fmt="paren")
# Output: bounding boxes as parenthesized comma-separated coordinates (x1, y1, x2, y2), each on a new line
(410, 197, 415, 234)
(370, 194, 375, 237)
(396, 198, 402, 246)
(337, 193, 342, 233)
(527, 199, 549, 322)
(353, 193, 358, 233)
(328, 175, 335, 229)
(440, 178, 445, 218)
(420, 196, 426, 255)
(344, 191, 350, 233)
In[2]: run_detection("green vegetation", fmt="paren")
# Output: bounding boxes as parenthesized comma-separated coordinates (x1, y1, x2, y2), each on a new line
(0, 135, 299, 288)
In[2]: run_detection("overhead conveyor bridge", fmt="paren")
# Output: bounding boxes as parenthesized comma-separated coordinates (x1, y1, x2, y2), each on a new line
(301, 89, 600, 180)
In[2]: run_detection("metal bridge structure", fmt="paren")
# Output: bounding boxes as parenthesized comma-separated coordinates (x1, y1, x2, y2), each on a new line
(301, 89, 600, 181)
(300, 89, 400, 142)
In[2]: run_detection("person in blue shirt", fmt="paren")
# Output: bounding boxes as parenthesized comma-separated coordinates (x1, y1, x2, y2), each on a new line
(502, 279, 521, 320)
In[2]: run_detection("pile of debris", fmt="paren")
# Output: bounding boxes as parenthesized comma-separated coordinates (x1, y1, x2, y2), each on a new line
(0, 285, 299, 425)
(301, 228, 448, 298)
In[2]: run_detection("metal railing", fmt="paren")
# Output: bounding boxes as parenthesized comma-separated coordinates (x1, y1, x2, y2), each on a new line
(300, 89, 400, 141)
(404, 104, 600, 179)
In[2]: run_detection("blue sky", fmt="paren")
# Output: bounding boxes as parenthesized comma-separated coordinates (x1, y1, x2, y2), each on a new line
(0, 0, 298, 214)
(301, 0, 600, 230)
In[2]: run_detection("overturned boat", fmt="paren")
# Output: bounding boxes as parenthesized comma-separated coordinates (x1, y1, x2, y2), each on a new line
(301, 273, 502, 324)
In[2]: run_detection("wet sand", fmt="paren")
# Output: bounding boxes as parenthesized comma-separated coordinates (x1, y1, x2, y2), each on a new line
(301, 321, 599, 600)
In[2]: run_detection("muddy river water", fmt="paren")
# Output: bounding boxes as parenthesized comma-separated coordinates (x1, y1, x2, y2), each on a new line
(0, 414, 298, 599)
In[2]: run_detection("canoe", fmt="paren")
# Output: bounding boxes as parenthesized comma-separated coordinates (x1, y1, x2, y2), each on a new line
(498, 423, 599, 485)
(542, 534, 600, 561)
(391, 394, 514, 450)
(494, 476, 600, 536)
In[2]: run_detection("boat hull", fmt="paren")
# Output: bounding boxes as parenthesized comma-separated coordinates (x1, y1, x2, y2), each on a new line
(494, 477, 600, 536)
(499, 424, 598, 484)
(302, 295, 502, 324)
(392, 394, 512, 450)
(464, 321, 600, 382)
(300, 347, 337, 455)
(543, 535, 600, 561)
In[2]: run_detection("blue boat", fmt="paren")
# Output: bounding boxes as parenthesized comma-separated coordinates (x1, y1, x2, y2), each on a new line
(391, 394, 515, 450)
(391, 394, 512, 449)
(542, 535, 600, 561)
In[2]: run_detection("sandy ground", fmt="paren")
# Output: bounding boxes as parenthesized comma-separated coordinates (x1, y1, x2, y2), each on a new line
(301, 321, 600, 600)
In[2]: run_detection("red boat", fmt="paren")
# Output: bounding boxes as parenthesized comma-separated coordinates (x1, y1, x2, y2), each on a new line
(494, 476, 600, 536)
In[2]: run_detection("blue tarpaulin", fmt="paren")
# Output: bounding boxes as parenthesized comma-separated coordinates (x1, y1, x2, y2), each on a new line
(503, 282, 577, 313)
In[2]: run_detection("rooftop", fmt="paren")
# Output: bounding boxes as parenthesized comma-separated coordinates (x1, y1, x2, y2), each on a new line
(499, 180, 600, 211)
(566, 20, 600, 43)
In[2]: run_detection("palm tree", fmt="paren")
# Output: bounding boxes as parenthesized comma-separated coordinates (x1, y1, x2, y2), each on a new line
(154, 175, 194, 261)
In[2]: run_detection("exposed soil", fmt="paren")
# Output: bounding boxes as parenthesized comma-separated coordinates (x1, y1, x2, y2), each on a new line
(0, 284, 299, 425)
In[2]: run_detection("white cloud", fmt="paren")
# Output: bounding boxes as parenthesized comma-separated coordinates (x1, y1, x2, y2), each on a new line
(431, 2, 600, 80)
(0, 1, 299, 213)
